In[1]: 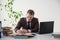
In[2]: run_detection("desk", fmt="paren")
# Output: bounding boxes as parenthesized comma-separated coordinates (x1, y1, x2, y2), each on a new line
(0, 34, 60, 40)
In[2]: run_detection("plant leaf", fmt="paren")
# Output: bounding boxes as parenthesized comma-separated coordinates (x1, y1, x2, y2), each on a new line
(12, 23, 15, 26)
(4, 19, 7, 21)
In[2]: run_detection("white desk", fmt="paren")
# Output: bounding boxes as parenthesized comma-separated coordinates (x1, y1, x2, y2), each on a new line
(0, 34, 60, 40)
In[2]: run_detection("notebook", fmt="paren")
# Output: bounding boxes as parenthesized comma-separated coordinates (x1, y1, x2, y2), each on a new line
(10, 33, 36, 39)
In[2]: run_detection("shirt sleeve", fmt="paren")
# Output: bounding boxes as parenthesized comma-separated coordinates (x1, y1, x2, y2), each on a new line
(28, 29, 31, 33)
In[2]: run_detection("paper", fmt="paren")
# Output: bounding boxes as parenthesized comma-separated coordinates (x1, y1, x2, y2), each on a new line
(10, 33, 34, 37)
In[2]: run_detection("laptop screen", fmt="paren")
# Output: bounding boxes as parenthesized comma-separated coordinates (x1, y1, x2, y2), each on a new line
(39, 21, 54, 34)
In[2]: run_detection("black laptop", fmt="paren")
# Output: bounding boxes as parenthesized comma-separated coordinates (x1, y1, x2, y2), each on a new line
(39, 21, 54, 34)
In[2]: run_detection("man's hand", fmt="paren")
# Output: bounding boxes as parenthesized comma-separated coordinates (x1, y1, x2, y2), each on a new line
(22, 29, 28, 33)
(16, 30, 24, 35)
(16, 29, 28, 35)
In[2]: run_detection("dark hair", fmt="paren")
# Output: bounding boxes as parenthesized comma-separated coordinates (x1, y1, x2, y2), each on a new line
(27, 9, 34, 15)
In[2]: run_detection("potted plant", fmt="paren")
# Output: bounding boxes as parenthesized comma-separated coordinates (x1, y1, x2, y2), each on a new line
(0, 0, 23, 29)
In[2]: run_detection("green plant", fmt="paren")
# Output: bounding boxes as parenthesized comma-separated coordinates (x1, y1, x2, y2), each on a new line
(0, 4, 3, 11)
(0, 0, 23, 27)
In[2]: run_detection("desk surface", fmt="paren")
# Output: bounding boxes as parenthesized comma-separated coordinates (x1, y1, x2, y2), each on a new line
(0, 33, 60, 40)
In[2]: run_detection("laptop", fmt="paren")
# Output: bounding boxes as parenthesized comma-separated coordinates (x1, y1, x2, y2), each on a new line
(39, 21, 54, 34)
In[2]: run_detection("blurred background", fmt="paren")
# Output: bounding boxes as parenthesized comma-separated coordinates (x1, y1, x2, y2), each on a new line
(0, 0, 60, 33)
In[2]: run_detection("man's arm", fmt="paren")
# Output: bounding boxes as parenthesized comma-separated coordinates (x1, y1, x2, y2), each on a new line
(15, 18, 22, 32)
(31, 18, 39, 33)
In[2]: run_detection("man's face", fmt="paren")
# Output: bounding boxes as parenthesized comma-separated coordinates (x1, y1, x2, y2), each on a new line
(26, 13, 34, 21)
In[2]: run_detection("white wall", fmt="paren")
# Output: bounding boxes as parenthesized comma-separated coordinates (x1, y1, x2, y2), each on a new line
(0, 0, 60, 32)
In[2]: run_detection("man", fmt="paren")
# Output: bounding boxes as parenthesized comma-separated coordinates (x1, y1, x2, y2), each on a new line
(15, 9, 39, 34)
